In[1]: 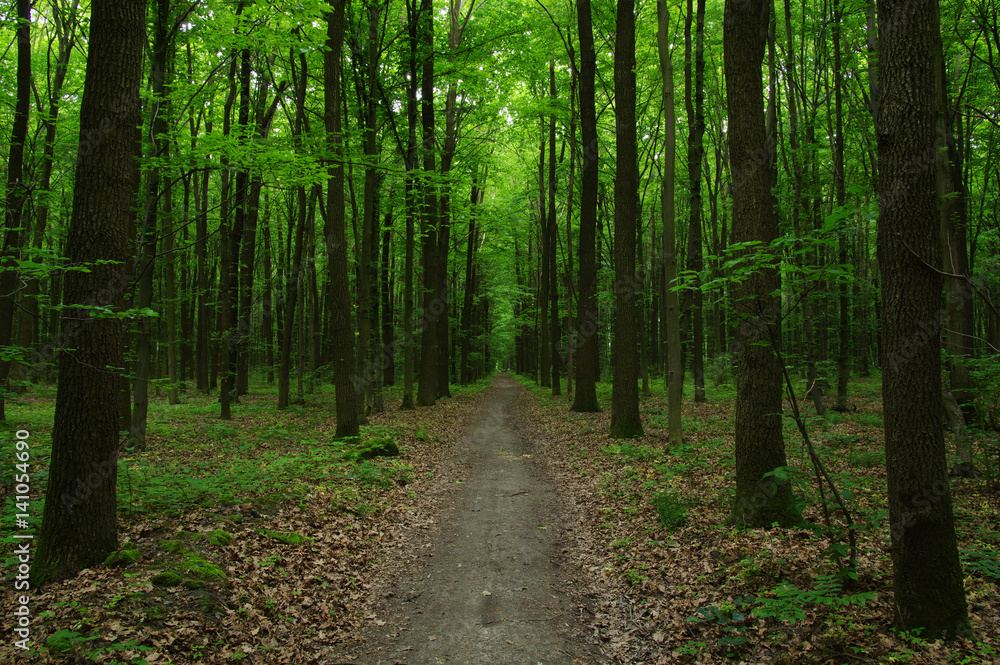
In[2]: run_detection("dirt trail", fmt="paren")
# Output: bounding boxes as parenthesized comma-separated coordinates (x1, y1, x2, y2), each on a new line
(347, 374, 605, 664)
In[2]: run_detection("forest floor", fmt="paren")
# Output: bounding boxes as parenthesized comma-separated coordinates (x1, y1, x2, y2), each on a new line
(1, 371, 999, 664)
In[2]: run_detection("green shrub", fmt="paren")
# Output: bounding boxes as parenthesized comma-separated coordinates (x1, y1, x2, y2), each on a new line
(652, 490, 688, 531)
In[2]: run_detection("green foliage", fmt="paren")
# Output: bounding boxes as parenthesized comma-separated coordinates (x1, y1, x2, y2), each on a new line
(151, 571, 183, 587)
(960, 545, 1000, 583)
(753, 574, 875, 624)
(687, 596, 757, 649)
(651, 489, 688, 531)
(257, 529, 310, 546)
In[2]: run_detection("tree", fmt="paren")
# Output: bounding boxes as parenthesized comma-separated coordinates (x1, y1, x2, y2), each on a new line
(416, 0, 439, 407)
(0, 0, 32, 421)
(570, 0, 600, 413)
(724, 0, 797, 527)
(875, 0, 971, 639)
(609, 0, 643, 439)
(325, 0, 361, 439)
(657, 0, 682, 444)
(32, 0, 146, 585)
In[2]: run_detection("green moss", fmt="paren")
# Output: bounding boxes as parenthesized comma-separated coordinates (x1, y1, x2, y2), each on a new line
(182, 578, 207, 589)
(180, 555, 226, 582)
(151, 571, 183, 587)
(158, 539, 187, 553)
(258, 529, 309, 545)
(104, 549, 141, 567)
(414, 428, 431, 442)
(204, 529, 234, 546)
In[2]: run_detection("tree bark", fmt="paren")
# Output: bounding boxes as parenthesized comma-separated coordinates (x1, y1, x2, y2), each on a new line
(416, 0, 439, 407)
(610, 0, 643, 439)
(658, 1, 682, 444)
(571, 0, 601, 413)
(325, 0, 360, 438)
(0, 0, 32, 421)
(549, 63, 561, 396)
(32, 0, 145, 585)
(876, 0, 971, 638)
(724, 0, 796, 527)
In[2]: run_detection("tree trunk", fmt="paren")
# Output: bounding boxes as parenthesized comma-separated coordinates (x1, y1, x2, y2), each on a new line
(686, 0, 707, 403)
(131, 0, 172, 444)
(400, 0, 420, 410)
(0, 0, 32, 421)
(724, 0, 796, 527)
(416, 0, 438, 407)
(833, 0, 851, 412)
(10, 0, 81, 393)
(32, 0, 145, 585)
(325, 0, 360, 438)
(571, 0, 601, 413)
(610, 0, 643, 439)
(658, 1, 683, 444)
(549, 63, 561, 396)
(876, 0, 971, 638)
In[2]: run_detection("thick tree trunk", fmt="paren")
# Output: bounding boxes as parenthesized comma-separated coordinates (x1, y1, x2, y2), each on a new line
(610, 0, 643, 439)
(32, 0, 145, 585)
(571, 0, 601, 413)
(724, 0, 796, 527)
(876, 0, 971, 638)
(325, 0, 360, 438)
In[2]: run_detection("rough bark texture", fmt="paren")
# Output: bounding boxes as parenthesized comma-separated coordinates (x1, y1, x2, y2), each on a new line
(325, 0, 360, 439)
(609, 0, 643, 439)
(876, 0, 971, 639)
(0, 0, 31, 421)
(724, 0, 796, 528)
(416, 0, 438, 407)
(657, 1, 682, 443)
(570, 0, 600, 413)
(32, 0, 145, 585)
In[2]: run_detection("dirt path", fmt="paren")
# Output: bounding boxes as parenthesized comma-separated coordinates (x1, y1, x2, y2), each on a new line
(345, 374, 605, 664)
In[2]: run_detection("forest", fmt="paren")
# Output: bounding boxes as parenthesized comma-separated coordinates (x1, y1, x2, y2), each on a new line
(1, 0, 999, 662)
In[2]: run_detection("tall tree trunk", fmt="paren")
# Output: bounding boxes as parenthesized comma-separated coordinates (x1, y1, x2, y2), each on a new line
(461, 178, 480, 385)
(10, 0, 81, 393)
(325, 0, 360, 438)
(937, 61, 976, 430)
(538, 116, 551, 389)
(833, 0, 851, 412)
(566, 68, 577, 399)
(263, 207, 275, 384)
(416, 0, 438, 407)
(658, 1, 682, 444)
(32, 0, 145, 585)
(131, 0, 172, 443)
(571, 0, 600, 413)
(876, 0, 971, 638)
(724, 0, 796, 527)
(687, 0, 707, 402)
(400, 0, 420, 409)
(549, 63, 561, 395)
(0, 0, 32, 421)
(357, 0, 381, 413)
(381, 210, 396, 387)
(610, 0, 643, 438)
(196, 140, 211, 393)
